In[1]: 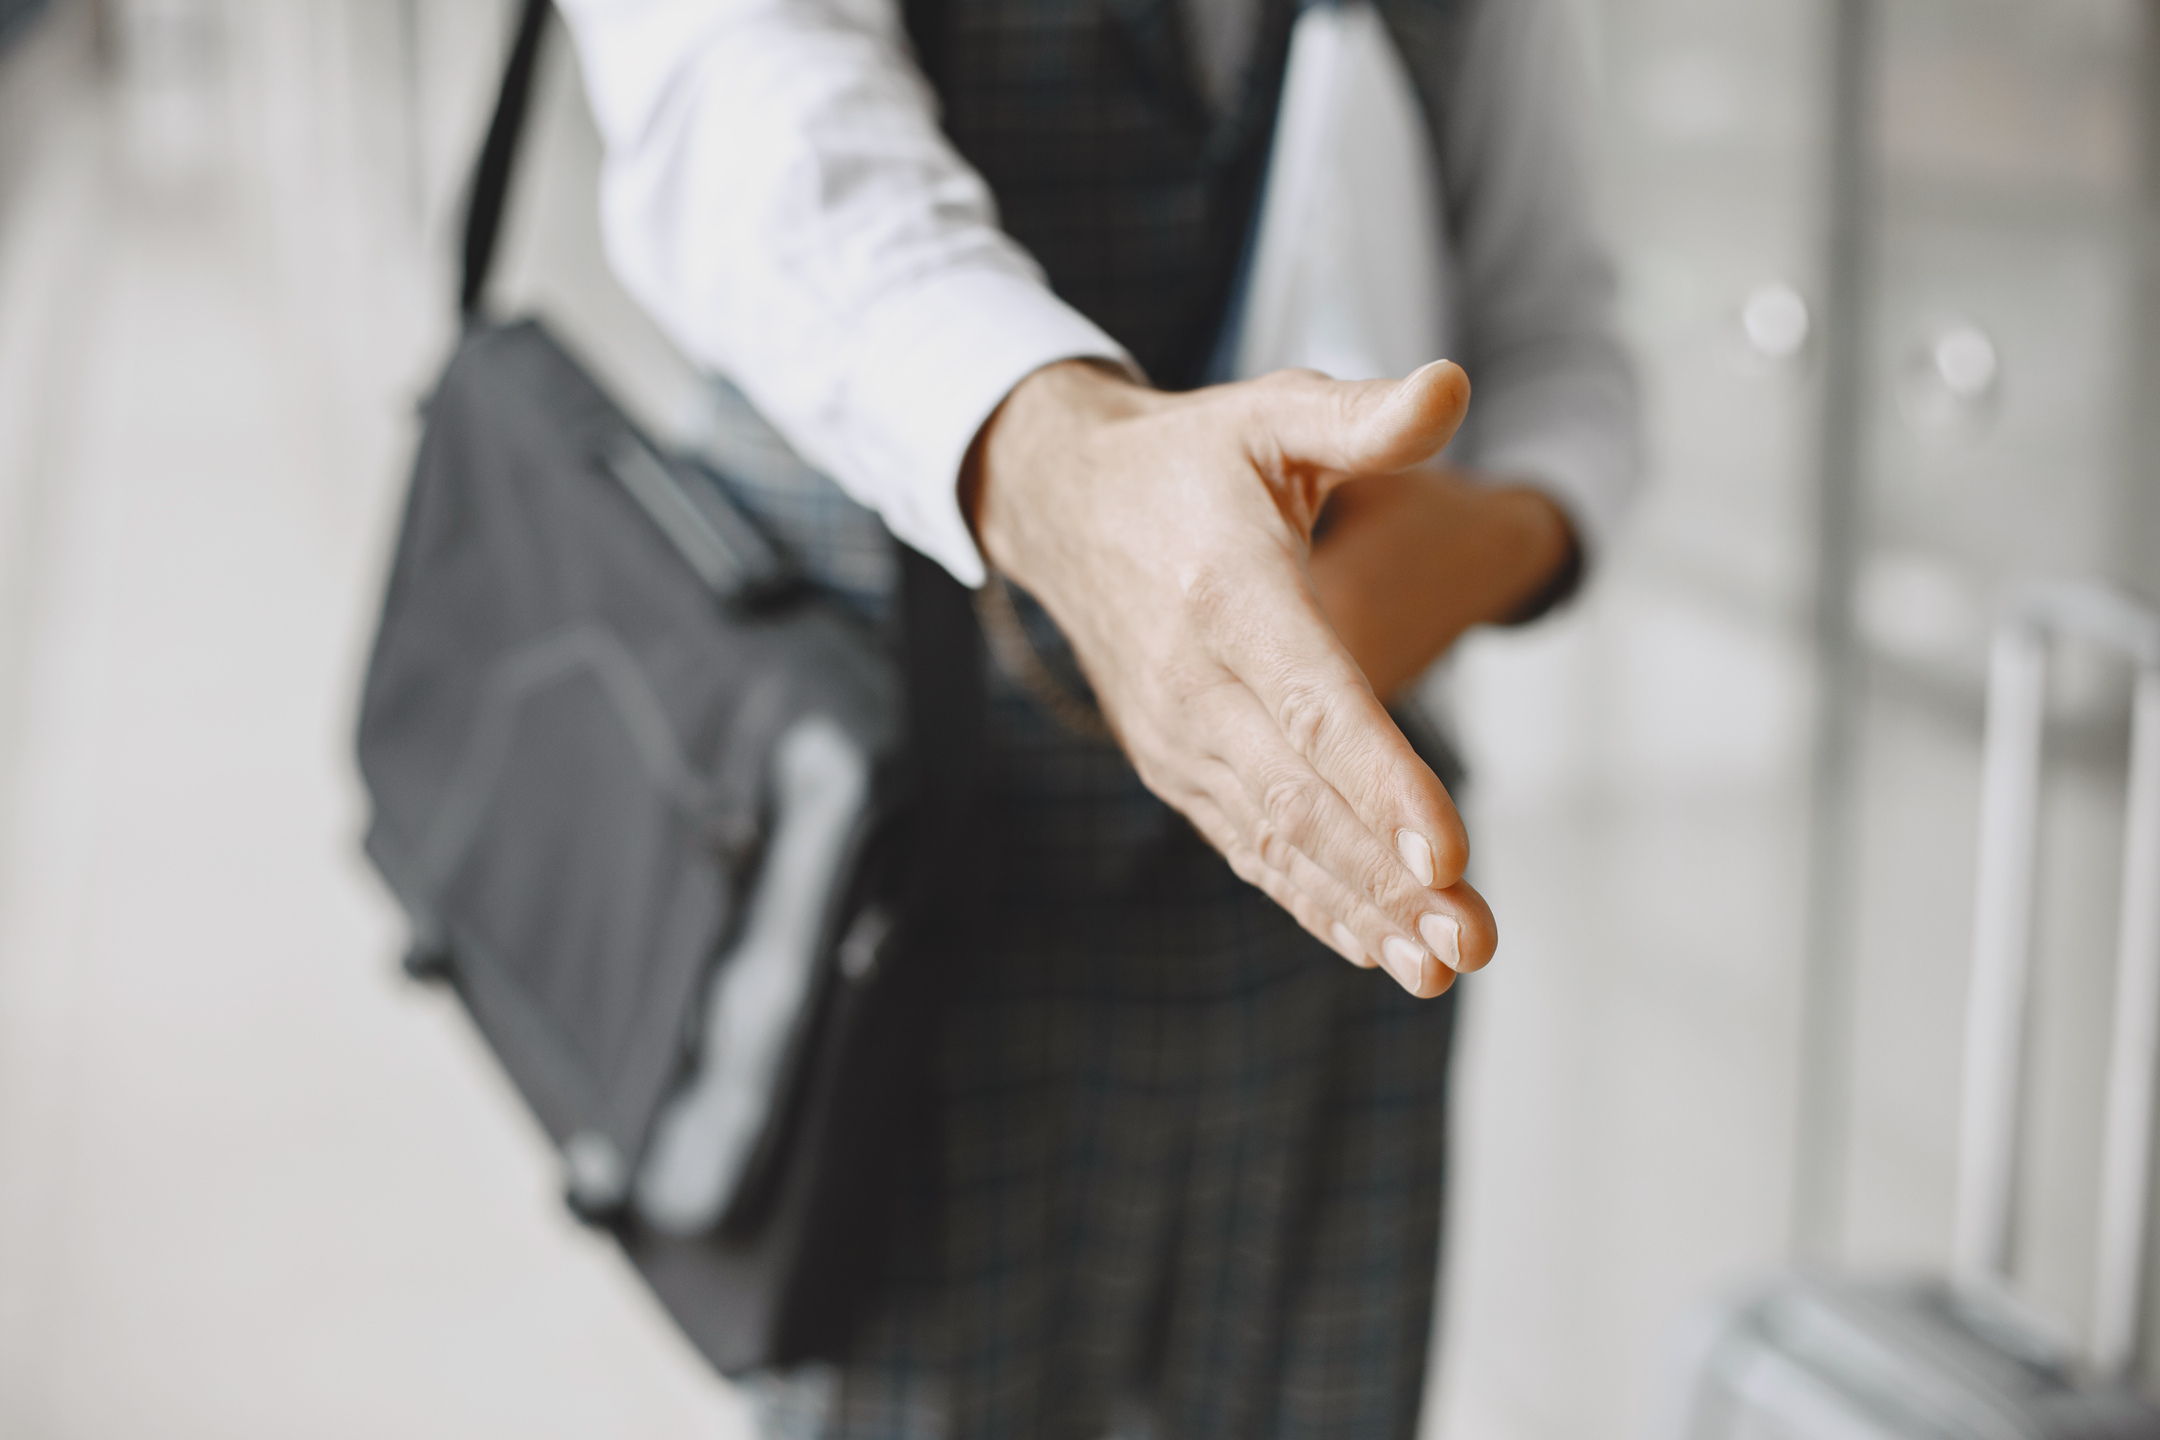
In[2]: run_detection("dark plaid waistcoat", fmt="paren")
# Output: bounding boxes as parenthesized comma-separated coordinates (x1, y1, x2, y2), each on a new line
(701, 1, 1471, 1436)
(918, 0, 1473, 388)
(925, 0, 1293, 387)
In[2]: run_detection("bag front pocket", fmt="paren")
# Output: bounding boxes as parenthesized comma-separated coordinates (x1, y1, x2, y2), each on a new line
(423, 622, 737, 1192)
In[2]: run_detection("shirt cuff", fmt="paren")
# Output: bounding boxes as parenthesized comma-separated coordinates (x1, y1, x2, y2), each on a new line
(834, 267, 1133, 588)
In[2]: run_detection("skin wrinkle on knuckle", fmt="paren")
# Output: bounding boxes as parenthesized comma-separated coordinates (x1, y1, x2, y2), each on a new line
(1206, 808, 1328, 928)
(1252, 821, 1298, 875)
(1286, 844, 1398, 934)
(1186, 791, 1282, 896)
(1258, 770, 1321, 851)
(1352, 860, 1425, 927)
(1272, 678, 1342, 761)
(1381, 867, 1449, 926)
(1318, 894, 1407, 966)
(1218, 798, 1427, 982)
(1188, 746, 1249, 799)
(1176, 554, 1236, 618)
(1324, 723, 1447, 851)
(1336, 718, 1401, 793)
(1179, 546, 1298, 656)
(1172, 670, 1244, 734)
(1132, 694, 1217, 776)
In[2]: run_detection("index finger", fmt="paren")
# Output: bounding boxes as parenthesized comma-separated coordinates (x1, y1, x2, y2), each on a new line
(1196, 557, 1468, 894)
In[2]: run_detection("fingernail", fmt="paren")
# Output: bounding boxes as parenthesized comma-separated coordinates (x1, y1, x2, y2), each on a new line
(1419, 913, 1461, 971)
(1381, 935, 1427, 993)
(1331, 922, 1373, 967)
(1395, 830, 1436, 888)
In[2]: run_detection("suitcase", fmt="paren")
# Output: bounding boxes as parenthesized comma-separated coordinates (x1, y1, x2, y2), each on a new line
(1669, 580, 2160, 1439)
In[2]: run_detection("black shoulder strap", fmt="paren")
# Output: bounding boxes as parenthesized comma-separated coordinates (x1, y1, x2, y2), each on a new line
(460, 0, 552, 320)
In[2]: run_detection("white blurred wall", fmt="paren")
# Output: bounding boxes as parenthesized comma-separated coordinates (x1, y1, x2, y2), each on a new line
(1437, 2, 2160, 1435)
(0, 3, 746, 1435)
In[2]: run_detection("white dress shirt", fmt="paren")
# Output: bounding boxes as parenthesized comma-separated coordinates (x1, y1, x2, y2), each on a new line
(557, 0, 1638, 588)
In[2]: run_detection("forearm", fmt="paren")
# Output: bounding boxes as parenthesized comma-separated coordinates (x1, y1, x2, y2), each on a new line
(1309, 471, 1574, 701)
(558, 0, 1130, 585)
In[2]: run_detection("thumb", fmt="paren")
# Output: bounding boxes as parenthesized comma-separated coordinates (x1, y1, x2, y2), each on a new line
(1259, 359, 1471, 480)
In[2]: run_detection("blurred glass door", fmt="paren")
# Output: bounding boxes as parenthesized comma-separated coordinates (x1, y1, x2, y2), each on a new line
(1435, 0, 1835, 1432)
(1831, 0, 2160, 1384)
(1442, 0, 2160, 1432)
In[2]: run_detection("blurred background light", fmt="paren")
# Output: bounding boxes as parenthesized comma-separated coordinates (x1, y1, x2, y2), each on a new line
(1741, 281, 1813, 362)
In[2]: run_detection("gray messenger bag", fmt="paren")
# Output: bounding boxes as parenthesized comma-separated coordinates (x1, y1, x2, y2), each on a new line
(354, 0, 984, 1374)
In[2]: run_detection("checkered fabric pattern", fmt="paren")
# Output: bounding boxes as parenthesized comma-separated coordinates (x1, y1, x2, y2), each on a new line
(688, 0, 1469, 1428)
(937, 0, 1301, 388)
(693, 385, 1460, 1440)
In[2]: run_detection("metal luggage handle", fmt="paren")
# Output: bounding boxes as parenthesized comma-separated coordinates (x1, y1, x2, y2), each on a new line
(1953, 579, 2160, 1382)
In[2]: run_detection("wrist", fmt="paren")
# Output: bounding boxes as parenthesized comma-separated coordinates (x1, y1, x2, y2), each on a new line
(1481, 485, 1579, 624)
(962, 357, 1153, 573)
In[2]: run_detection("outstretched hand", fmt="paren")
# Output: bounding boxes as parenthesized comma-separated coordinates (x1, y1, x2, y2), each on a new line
(966, 359, 1495, 998)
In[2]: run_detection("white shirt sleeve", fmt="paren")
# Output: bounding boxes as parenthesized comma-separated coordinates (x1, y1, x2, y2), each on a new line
(554, 0, 1133, 587)
(1439, 0, 1641, 563)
